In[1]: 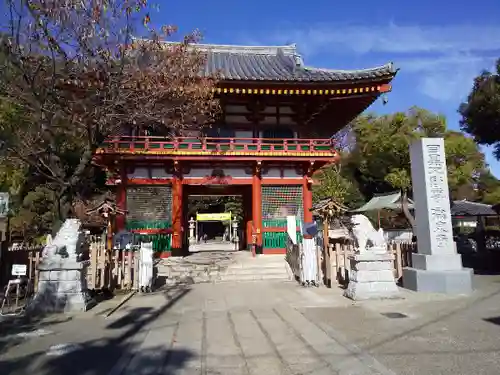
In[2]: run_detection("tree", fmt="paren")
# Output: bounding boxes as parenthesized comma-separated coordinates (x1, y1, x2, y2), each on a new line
(312, 159, 364, 208)
(476, 170, 500, 205)
(459, 59, 500, 158)
(347, 107, 485, 229)
(0, 0, 219, 219)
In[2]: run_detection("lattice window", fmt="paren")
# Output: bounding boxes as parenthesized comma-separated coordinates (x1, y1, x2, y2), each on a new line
(126, 186, 172, 227)
(262, 185, 303, 221)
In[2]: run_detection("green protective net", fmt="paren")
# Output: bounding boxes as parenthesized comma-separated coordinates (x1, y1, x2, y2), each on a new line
(262, 185, 303, 249)
(262, 185, 303, 221)
(125, 186, 172, 252)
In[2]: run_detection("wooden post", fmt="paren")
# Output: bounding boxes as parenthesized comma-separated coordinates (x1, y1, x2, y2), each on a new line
(34, 250, 40, 292)
(90, 241, 98, 289)
(133, 251, 140, 290)
(126, 251, 133, 288)
(343, 243, 350, 282)
(329, 244, 336, 285)
(99, 240, 107, 289)
(322, 218, 329, 285)
(116, 166, 127, 231)
(113, 249, 120, 289)
(395, 243, 403, 279)
(335, 243, 341, 282)
(28, 250, 33, 281)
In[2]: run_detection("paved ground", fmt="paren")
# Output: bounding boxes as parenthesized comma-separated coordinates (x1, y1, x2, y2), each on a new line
(1, 275, 500, 375)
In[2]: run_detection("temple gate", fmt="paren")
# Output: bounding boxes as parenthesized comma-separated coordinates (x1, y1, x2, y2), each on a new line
(94, 43, 396, 258)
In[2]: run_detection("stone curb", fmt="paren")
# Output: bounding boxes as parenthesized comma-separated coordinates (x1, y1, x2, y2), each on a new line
(104, 291, 137, 318)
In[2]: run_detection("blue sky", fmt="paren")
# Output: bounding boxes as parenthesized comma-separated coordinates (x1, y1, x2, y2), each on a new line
(160, 0, 500, 175)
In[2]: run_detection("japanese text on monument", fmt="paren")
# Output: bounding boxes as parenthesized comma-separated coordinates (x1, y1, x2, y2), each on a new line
(426, 144, 450, 247)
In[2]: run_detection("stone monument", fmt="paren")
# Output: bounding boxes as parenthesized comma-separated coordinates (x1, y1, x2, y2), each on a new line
(29, 219, 95, 313)
(344, 214, 400, 300)
(403, 138, 472, 294)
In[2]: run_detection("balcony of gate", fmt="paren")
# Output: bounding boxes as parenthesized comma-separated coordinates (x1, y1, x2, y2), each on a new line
(95, 136, 338, 160)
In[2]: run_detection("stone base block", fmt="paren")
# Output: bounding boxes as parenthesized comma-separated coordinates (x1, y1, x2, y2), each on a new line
(344, 280, 400, 301)
(402, 267, 473, 294)
(412, 253, 464, 271)
(344, 253, 400, 301)
(29, 267, 95, 314)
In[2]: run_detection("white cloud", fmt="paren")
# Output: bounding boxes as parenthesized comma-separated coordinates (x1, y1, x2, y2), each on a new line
(257, 23, 500, 102)
(270, 23, 500, 56)
(398, 54, 496, 101)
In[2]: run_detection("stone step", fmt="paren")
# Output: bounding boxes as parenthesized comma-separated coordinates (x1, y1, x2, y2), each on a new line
(222, 266, 288, 275)
(218, 273, 291, 282)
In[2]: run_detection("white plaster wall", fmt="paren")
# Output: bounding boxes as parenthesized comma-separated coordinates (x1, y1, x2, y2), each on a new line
(183, 167, 250, 179)
(127, 167, 172, 179)
(265, 167, 302, 178)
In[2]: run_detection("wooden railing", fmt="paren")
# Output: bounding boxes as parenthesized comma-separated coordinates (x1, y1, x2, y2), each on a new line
(88, 237, 140, 291)
(98, 136, 336, 156)
(322, 241, 417, 287)
(2, 238, 142, 294)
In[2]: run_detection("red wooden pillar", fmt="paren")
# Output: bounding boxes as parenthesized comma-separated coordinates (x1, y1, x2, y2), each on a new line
(303, 175, 313, 223)
(252, 164, 262, 253)
(116, 166, 127, 231)
(171, 175, 183, 250)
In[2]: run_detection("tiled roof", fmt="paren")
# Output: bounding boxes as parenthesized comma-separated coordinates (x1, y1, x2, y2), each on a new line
(351, 191, 414, 212)
(194, 43, 397, 82)
(451, 200, 497, 216)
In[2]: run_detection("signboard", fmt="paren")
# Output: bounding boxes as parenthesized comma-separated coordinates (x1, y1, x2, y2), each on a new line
(12, 264, 27, 276)
(196, 213, 232, 222)
(0, 192, 9, 218)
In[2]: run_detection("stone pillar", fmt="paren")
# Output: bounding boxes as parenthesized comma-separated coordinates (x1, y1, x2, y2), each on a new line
(403, 138, 472, 294)
(252, 163, 262, 253)
(303, 176, 313, 223)
(232, 217, 239, 250)
(188, 217, 196, 245)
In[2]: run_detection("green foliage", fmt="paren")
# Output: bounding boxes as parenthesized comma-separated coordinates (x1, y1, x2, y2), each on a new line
(313, 161, 364, 208)
(347, 107, 484, 200)
(459, 59, 500, 158)
(313, 164, 350, 203)
(9, 186, 58, 241)
(224, 196, 244, 222)
(348, 107, 447, 195)
(477, 170, 500, 205)
(384, 169, 411, 191)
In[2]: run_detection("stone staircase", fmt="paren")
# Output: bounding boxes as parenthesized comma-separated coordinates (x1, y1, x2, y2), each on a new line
(156, 251, 291, 284)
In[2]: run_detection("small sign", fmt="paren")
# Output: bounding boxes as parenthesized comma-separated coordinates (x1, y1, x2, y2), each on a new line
(0, 192, 9, 218)
(196, 213, 232, 222)
(12, 264, 27, 276)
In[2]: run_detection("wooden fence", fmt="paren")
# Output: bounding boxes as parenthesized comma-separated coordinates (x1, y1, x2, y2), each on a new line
(0, 245, 42, 289)
(323, 241, 417, 287)
(1, 238, 142, 293)
(87, 237, 140, 291)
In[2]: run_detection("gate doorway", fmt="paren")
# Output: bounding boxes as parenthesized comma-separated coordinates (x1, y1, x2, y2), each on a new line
(191, 212, 234, 252)
(183, 185, 252, 252)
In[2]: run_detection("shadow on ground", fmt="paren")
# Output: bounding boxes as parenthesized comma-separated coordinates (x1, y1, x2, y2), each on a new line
(0, 314, 73, 354)
(0, 284, 192, 375)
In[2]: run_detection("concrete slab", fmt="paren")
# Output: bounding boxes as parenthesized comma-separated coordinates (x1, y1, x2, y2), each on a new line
(3, 276, 500, 375)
